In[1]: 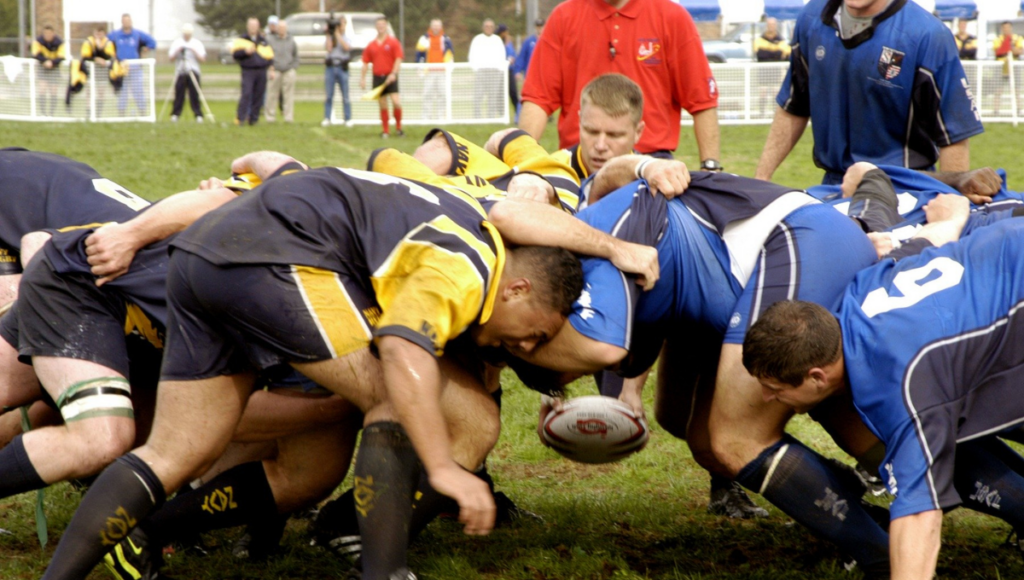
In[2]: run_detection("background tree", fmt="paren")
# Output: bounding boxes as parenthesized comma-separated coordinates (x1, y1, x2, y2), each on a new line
(194, 0, 300, 37)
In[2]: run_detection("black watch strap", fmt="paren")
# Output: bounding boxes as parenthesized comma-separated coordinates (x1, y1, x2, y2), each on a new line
(700, 159, 723, 172)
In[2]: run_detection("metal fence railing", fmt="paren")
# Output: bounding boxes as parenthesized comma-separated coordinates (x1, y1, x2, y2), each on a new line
(329, 62, 510, 126)
(0, 57, 156, 123)
(684, 60, 1022, 126)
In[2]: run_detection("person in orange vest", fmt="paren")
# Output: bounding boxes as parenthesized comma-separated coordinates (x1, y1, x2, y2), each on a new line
(415, 18, 454, 121)
(992, 21, 1023, 115)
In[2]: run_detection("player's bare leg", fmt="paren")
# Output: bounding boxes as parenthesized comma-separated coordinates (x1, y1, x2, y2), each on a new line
(0, 401, 59, 448)
(709, 343, 890, 577)
(0, 334, 44, 411)
(413, 130, 454, 174)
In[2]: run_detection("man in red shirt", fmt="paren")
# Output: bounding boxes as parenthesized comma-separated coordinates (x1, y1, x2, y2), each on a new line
(519, 0, 721, 170)
(361, 16, 404, 138)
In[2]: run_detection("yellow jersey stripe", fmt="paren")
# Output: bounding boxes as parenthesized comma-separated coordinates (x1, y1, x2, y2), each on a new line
(291, 266, 372, 358)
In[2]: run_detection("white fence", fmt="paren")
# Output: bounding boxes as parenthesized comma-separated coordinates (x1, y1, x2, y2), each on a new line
(684, 61, 1023, 125)
(0, 57, 156, 123)
(329, 62, 510, 126)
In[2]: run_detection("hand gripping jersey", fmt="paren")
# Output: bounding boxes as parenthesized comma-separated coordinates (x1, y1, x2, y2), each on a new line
(779, 0, 983, 181)
(0, 148, 149, 274)
(837, 219, 1024, 519)
(172, 167, 505, 356)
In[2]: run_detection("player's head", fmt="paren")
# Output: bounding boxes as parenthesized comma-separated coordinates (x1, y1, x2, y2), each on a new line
(472, 246, 583, 354)
(122, 13, 133, 31)
(1001, 21, 1013, 36)
(430, 19, 443, 34)
(94, 24, 107, 40)
(182, 23, 194, 40)
(535, 18, 545, 35)
(765, 17, 778, 36)
(742, 301, 846, 413)
(376, 17, 389, 36)
(42, 25, 55, 41)
(957, 19, 968, 34)
(482, 19, 496, 35)
(578, 74, 645, 173)
(247, 17, 260, 35)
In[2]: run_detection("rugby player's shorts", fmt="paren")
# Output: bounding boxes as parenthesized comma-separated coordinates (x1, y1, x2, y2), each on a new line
(160, 250, 378, 381)
(724, 203, 877, 344)
(372, 74, 399, 96)
(0, 254, 162, 383)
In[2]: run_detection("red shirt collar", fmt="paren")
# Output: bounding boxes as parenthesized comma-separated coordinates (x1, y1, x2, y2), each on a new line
(590, 0, 643, 21)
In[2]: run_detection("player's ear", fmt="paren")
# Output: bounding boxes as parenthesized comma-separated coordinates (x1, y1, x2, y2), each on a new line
(807, 367, 830, 396)
(502, 277, 533, 301)
(634, 119, 645, 141)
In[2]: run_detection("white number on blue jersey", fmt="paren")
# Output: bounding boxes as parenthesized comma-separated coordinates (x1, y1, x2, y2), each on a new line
(861, 257, 964, 318)
(91, 178, 150, 211)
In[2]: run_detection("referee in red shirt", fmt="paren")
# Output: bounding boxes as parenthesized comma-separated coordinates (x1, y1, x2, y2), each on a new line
(519, 0, 722, 170)
(360, 16, 404, 138)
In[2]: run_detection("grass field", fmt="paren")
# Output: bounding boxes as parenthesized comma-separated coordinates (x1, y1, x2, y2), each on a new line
(1, 111, 1024, 579)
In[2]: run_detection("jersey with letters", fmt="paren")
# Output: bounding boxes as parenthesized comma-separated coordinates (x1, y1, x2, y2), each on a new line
(837, 219, 1024, 519)
(0, 148, 150, 274)
(570, 172, 802, 349)
(173, 167, 505, 356)
(779, 0, 983, 181)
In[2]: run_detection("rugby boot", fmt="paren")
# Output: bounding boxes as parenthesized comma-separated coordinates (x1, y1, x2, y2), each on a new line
(103, 527, 163, 580)
(707, 476, 770, 519)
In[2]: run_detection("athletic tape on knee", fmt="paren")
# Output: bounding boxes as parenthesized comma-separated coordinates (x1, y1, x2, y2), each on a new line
(56, 377, 133, 422)
(735, 434, 793, 495)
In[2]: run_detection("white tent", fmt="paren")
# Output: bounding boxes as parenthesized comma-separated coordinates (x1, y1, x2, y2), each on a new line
(63, 0, 219, 47)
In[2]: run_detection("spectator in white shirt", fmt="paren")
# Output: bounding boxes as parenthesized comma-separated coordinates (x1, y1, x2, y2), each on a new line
(167, 23, 206, 122)
(467, 19, 507, 119)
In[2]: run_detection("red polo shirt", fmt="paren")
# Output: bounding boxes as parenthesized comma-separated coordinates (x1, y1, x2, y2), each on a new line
(362, 35, 404, 76)
(522, 0, 718, 153)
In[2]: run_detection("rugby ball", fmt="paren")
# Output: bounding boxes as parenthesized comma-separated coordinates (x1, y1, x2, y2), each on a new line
(542, 396, 649, 464)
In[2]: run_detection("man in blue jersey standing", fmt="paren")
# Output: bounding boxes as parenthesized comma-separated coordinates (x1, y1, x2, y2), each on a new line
(743, 213, 1024, 580)
(107, 13, 155, 117)
(755, 0, 983, 185)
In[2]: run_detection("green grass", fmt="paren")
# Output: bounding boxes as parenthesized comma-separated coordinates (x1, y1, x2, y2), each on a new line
(1, 115, 1024, 579)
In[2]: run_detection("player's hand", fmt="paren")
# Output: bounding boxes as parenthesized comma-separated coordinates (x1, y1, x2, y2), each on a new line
(85, 222, 140, 286)
(246, 45, 255, 55)
(428, 464, 496, 536)
(198, 176, 226, 190)
(537, 394, 564, 446)
(640, 159, 690, 199)
(43, 60, 53, 69)
(386, 73, 397, 85)
(269, 69, 276, 80)
(95, 58, 107, 66)
(619, 386, 646, 422)
(507, 173, 556, 204)
(924, 193, 970, 226)
(484, 128, 520, 157)
(955, 168, 1000, 205)
(610, 241, 659, 291)
(866, 232, 897, 259)
(360, 78, 366, 90)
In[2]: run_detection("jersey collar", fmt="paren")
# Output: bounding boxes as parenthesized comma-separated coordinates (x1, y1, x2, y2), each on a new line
(822, 0, 907, 49)
(590, 0, 643, 21)
(477, 221, 506, 325)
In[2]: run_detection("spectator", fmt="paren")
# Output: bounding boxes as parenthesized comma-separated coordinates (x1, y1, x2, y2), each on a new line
(31, 24, 64, 117)
(108, 13, 156, 116)
(520, 0, 721, 168)
(415, 18, 454, 121)
(267, 14, 279, 36)
(232, 17, 274, 126)
(993, 21, 1024, 115)
(754, 17, 789, 62)
(756, 0, 983, 184)
(266, 20, 298, 123)
(954, 19, 977, 60)
(360, 16, 404, 138)
(323, 15, 353, 127)
(75, 25, 118, 112)
(497, 24, 518, 121)
(468, 19, 507, 120)
(167, 23, 206, 123)
(514, 19, 543, 82)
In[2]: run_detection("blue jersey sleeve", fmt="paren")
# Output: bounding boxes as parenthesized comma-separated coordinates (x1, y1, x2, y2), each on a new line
(915, 31, 983, 146)
(776, 14, 809, 116)
(883, 419, 959, 519)
(139, 30, 157, 50)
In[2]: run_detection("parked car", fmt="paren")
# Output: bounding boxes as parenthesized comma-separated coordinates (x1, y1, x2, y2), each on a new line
(218, 12, 392, 65)
(702, 20, 795, 63)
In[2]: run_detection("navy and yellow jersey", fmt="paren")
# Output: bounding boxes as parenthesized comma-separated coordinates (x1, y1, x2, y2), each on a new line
(32, 35, 65, 66)
(954, 33, 977, 60)
(220, 161, 308, 195)
(837, 219, 1024, 519)
(551, 145, 590, 184)
(367, 147, 506, 207)
(172, 167, 506, 356)
(0, 148, 149, 274)
(754, 33, 790, 62)
(232, 33, 274, 69)
(81, 36, 117, 63)
(423, 128, 580, 213)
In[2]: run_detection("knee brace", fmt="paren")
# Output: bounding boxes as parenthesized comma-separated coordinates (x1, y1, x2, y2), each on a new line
(56, 377, 133, 422)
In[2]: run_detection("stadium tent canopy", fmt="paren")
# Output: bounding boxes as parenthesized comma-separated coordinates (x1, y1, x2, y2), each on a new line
(912, 0, 937, 12)
(935, 0, 979, 18)
(763, 0, 807, 20)
(720, 0, 766, 24)
(675, 0, 722, 21)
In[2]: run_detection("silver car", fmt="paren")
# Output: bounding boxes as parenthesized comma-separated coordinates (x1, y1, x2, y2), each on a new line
(218, 12, 391, 65)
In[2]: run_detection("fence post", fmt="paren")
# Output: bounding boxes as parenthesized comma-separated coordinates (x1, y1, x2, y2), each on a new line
(743, 62, 751, 122)
(28, 60, 36, 118)
(88, 61, 96, 122)
(1010, 53, 1019, 127)
(445, 63, 453, 123)
(147, 59, 156, 122)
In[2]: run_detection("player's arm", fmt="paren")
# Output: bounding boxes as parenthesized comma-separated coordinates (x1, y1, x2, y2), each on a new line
(755, 107, 809, 181)
(911, 194, 970, 248)
(692, 108, 721, 165)
(937, 140, 970, 174)
(231, 150, 307, 181)
(588, 155, 690, 203)
(890, 509, 942, 580)
(386, 58, 402, 85)
(487, 198, 659, 289)
(927, 167, 1000, 204)
(19, 231, 53, 269)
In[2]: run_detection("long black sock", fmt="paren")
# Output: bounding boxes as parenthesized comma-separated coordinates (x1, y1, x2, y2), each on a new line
(41, 453, 165, 580)
(0, 434, 46, 499)
(736, 434, 890, 578)
(141, 461, 277, 547)
(955, 438, 1024, 528)
(355, 421, 419, 580)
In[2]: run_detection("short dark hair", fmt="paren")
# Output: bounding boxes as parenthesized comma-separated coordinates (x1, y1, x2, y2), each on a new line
(580, 73, 645, 124)
(509, 246, 583, 316)
(1002, 21, 1012, 27)
(742, 301, 842, 386)
(377, 16, 388, 23)
(94, 24, 107, 33)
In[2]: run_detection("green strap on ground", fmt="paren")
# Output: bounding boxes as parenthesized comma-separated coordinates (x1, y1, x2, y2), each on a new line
(19, 406, 48, 548)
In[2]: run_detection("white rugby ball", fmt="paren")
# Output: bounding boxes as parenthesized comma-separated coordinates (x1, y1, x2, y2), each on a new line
(542, 396, 649, 464)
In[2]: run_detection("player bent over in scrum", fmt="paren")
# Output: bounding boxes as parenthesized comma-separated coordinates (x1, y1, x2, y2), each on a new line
(743, 212, 1024, 580)
(41, 161, 659, 580)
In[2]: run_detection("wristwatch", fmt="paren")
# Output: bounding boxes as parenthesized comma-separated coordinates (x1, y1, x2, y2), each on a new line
(700, 159, 724, 172)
